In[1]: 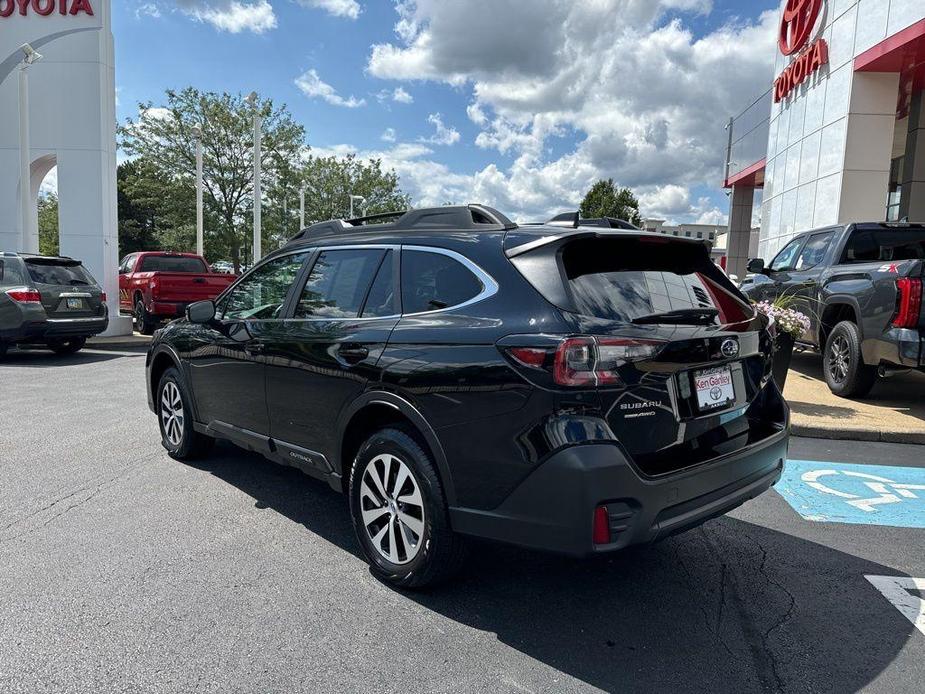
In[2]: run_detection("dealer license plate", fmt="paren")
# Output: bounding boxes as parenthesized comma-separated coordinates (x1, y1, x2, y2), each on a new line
(693, 365, 735, 412)
(66, 298, 83, 310)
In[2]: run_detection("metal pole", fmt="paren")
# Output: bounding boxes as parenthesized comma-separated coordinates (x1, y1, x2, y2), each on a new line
(724, 116, 734, 185)
(300, 187, 305, 229)
(349, 195, 354, 219)
(195, 135, 204, 257)
(19, 65, 34, 254)
(253, 111, 263, 263)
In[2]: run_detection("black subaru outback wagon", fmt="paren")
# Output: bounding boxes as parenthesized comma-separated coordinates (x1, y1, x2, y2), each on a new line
(146, 205, 789, 587)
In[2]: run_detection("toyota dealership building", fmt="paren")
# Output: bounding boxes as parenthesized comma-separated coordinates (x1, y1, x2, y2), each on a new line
(724, 0, 925, 278)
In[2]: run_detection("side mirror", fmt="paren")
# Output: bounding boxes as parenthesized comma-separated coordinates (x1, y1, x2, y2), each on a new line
(747, 258, 767, 274)
(186, 300, 216, 324)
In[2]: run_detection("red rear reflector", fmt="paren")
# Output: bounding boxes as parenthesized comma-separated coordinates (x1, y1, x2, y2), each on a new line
(593, 506, 611, 545)
(893, 278, 922, 329)
(100, 292, 107, 302)
(6, 289, 42, 304)
(508, 347, 548, 369)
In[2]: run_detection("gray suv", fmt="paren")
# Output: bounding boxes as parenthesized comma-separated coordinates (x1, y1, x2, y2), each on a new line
(0, 253, 108, 359)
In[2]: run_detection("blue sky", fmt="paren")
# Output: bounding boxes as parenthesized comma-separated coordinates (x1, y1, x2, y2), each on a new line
(115, 0, 782, 223)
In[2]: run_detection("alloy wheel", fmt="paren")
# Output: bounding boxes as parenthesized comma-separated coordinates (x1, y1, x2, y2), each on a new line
(828, 335, 850, 384)
(359, 454, 426, 565)
(160, 382, 185, 447)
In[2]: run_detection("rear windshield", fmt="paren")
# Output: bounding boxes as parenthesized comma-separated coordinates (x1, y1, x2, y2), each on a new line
(25, 260, 96, 287)
(515, 237, 752, 324)
(841, 228, 925, 263)
(138, 255, 207, 273)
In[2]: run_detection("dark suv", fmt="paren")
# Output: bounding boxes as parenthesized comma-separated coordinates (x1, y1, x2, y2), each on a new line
(0, 252, 109, 359)
(146, 205, 789, 587)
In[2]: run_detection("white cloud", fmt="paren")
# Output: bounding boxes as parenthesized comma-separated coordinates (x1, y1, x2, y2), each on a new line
(381, 128, 397, 142)
(391, 87, 414, 104)
(294, 69, 366, 108)
(175, 0, 276, 34)
(295, 0, 361, 19)
(420, 113, 460, 146)
(363, 0, 778, 223)
(136, 2, 161, 18)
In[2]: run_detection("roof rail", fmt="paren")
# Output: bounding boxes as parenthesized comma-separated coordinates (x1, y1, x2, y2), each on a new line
(289, 204, 517, 242)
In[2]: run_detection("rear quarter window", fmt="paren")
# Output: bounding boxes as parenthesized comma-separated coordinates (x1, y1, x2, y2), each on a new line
(401, 250, 484, 314)
(0, 259, 26, 287)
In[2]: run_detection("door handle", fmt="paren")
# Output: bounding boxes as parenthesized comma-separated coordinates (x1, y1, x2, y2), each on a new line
(800, 280, 817, 287)
(338, 344, 369, 364)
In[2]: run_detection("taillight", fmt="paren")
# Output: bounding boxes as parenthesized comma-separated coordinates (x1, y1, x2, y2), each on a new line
(100, 292, 107, 302)
(893, 278, 922, 329)
(5, 289, 42, 304)
(593, 506, 611, 545)
(505, 336, 664, 387)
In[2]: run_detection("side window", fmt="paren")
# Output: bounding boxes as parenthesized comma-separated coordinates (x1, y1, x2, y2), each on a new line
(119, 255, 136, 274)
(218, 253, 308, 321)
(360, 251, 396, 318)
(401, 250, 483, 314)
(0, 259, 26, 287)
(295, 249, 385, 319)
(770, 237, 805, 272)
(795, 231, 835, 270)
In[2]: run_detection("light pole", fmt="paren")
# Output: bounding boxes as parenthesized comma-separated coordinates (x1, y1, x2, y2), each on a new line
(18, 44, 42, 254)
(349, 194, 366, 219)
(299, 186, 306, 229)
(246, 92, 262, 263)
(191, 125, 204, 257)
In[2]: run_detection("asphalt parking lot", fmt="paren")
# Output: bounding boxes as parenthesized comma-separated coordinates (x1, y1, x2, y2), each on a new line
(1, 345, 924, 693)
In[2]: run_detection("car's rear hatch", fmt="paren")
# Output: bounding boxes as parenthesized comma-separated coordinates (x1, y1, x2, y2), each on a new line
(24, 257, 104, 319)
(504, 230, 785, 477)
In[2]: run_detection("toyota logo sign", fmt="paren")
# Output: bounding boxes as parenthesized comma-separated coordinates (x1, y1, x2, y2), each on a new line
(779, 0, 823, 56)
(721, 339, 739, 358)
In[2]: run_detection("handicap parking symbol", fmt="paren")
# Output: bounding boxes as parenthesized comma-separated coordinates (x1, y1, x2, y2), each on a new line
(776, 460, 925, 528)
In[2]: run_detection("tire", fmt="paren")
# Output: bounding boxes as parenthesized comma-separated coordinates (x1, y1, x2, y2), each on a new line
(824, 321, 877, 398)
(349, 427, 467, 589)
(157, 367, 214, 460)
(48, 337, 86, 355)
(134, 299, 156, 335)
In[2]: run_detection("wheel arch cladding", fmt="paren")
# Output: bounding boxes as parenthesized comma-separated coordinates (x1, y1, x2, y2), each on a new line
(821, 301, 859, 343)
(339, 399, 455, 504)
(150, 351, 180, 401)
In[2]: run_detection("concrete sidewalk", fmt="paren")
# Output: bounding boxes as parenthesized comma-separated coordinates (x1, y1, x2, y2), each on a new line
(784, 351, 925, 444)
(87, 333, 152, 349)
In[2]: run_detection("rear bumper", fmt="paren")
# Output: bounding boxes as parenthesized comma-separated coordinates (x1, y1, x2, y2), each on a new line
(863, 330, 924, 369)
(1, 315, 109, 342)
(449, 428, 788, 557)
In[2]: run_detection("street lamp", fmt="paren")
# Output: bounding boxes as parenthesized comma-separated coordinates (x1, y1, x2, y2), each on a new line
(300, 186, 306, 229)
(246, 91, 262, 263)
(18, 43, 43, 254)
(349, 195, 366, 219)
(191, 125, 204, 257)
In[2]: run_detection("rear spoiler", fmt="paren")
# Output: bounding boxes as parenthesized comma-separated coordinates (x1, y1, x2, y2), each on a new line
(505, 229, 698, 259)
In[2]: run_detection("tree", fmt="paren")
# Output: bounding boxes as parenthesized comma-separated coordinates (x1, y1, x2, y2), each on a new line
(38, 194, 59, 256)
(299, 154, 412, 225)
(118, 158, 195, 257)
(579, 179, 642, 226)
(120, 88, 305, 271)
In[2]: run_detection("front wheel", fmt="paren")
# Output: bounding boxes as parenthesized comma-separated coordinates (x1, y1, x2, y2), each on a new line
(48, 337, 86, 355)
(824, 321, 877, 398)
(349, 427, 467, 589)
(157, 367, 214, 460)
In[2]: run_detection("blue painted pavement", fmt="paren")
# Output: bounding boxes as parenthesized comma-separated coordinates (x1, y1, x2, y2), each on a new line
(776, 460, 925, 528)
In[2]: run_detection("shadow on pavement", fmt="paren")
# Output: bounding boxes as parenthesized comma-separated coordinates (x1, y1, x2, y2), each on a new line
(191, 442, 915, 693)
(0, 345, 146, 367)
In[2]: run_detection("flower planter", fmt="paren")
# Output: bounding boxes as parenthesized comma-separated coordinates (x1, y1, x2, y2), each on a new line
(772, 332, 795, 391)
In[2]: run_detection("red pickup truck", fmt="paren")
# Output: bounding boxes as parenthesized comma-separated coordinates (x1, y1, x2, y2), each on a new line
(118, 252, 236, 334)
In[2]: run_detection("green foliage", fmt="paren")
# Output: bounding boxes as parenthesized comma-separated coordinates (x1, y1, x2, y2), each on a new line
(579, 178, 642, 226)
(120, 87, 305, 271)
(118, 158, 195, 256)
(38, 194, 59, 256)
(299, 154, 412, 225)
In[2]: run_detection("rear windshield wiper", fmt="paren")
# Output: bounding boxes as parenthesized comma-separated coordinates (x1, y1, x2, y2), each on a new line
(631, 308, 719, 325)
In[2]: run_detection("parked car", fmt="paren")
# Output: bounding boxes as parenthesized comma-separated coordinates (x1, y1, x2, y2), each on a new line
(118, 252, 236, 335)
(145, 205, 789, 588)
(742, 222, 925, 397)
(0, 252, 108, 358)
(210, 260, 235, 275)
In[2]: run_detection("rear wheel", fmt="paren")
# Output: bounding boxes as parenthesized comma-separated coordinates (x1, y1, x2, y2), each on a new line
(157, 367, 214, 460)
(349, 427, 466, 589)
(134, 299, 156, 335)
(824, 321, 877, 398)
(48, 337, 86, 355)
